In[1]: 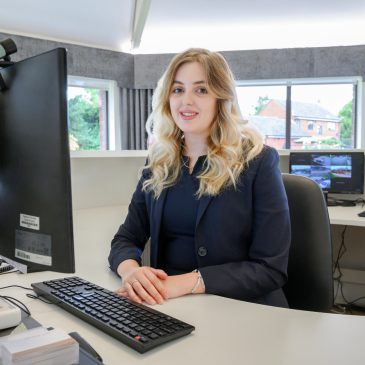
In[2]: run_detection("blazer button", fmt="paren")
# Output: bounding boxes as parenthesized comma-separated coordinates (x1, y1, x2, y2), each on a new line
(197, 246, 208, 257)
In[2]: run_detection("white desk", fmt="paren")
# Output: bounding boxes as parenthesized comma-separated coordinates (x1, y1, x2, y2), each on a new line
(1, 206, 365, 365)
(328, 205, 365, 227)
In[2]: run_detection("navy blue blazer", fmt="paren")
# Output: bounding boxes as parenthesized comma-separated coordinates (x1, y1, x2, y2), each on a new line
(109, 146, 291, 307)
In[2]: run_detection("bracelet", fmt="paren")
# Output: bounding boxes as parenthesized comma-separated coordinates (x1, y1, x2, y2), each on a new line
(191, 269, 205, 294)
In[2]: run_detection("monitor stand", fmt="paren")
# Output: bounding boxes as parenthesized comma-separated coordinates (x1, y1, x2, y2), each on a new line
(327, 199, 340, 207)
(325, 194, 357, 207)
(323, 190, 332, 206)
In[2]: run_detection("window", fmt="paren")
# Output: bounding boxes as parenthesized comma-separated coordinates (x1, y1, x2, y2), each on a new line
(236, 77, 361, 150)
(67, 76, 120, 151)
(316, 125, 323, 135)
(327, 122, 335, 132)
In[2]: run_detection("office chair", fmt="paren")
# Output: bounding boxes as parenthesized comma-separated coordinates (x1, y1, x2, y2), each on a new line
(282, 173, 334, 312)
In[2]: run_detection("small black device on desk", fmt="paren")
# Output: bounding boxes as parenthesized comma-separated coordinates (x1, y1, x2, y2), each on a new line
(69, 332, 103, 364)
(31, 276, 195, 353)
(327, 199, 357, 207)
(358, 211, 365, 217)
(79, 345, 104, 365)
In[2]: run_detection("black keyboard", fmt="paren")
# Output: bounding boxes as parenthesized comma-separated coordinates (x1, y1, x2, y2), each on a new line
(31, 276, 195, 353)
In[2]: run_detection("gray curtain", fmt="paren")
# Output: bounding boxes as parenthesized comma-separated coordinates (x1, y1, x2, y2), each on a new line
(120, 88, 154, 149)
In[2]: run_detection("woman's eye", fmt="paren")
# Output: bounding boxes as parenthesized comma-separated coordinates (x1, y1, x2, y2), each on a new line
(196, 87, 208, 94)
(172, 87, 183, 94)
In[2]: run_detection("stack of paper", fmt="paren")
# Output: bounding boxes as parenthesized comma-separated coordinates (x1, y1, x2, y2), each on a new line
(0, 327, 79, 365)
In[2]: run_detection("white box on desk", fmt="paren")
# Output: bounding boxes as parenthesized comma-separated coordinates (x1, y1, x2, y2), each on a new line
(0, 327, 79, 365)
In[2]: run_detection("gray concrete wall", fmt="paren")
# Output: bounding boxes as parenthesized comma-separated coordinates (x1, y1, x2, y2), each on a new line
(134, 45, 365, 88)
(3, 32, 365, 90)
(0, 32, 134, 88)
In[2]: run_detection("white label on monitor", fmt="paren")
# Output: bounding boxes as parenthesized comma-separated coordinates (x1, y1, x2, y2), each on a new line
(20, 214, 40, 230)
(15, 230, 52, 266)
(15, 249, 52, 266)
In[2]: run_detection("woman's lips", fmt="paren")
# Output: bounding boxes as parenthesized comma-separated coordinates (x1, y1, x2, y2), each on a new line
(180, 111, 198, 120)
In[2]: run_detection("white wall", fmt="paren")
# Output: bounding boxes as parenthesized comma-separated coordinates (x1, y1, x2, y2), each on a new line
(70, 151, 146, 210)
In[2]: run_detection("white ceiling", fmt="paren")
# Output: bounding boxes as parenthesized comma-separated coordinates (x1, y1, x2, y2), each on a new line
(1, 0, 365, 54)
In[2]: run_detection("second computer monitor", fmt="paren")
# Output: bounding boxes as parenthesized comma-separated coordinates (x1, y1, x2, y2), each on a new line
(289, 151, 365, 195)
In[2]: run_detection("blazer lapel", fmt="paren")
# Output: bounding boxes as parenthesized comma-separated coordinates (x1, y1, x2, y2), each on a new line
(150, 188, 167, 267)
(195, 194, 214, 229)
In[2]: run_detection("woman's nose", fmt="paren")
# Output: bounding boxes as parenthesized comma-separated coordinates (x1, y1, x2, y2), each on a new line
(182, 91, 193, 105)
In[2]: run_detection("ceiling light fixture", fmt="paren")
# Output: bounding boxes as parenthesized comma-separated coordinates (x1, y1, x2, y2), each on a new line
(131, 0, 151, 50)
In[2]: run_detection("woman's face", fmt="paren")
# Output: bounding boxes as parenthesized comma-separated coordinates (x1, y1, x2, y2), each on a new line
(169, 62, 217, 140)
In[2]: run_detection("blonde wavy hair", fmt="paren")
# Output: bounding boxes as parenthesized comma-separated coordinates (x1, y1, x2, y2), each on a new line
(143, 48, 263, 198)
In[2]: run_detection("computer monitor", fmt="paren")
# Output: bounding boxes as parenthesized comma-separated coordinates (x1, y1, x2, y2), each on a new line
(289, 151, 365, 194)
(0, 48, 75, 273)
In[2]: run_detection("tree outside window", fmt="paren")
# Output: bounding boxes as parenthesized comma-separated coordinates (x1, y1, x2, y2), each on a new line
(68, 87, 108, 151)
(339, 101, 353, 148)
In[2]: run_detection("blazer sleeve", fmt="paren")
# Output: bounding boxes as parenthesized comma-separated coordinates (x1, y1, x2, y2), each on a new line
(199, 147, 291, 301)
(108, 176, 150, 274)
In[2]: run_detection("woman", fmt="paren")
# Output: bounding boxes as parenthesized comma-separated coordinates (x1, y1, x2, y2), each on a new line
(108, 48, 291, 307)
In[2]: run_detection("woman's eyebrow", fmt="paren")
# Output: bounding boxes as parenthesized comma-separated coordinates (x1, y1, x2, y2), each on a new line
(172, 80, 206, 85)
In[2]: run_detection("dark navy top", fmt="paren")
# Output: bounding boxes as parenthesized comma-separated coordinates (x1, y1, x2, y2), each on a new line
(160, 155, 206, 275)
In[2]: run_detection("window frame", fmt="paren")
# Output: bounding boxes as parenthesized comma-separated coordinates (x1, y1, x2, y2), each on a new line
(236, 76, 363, 149)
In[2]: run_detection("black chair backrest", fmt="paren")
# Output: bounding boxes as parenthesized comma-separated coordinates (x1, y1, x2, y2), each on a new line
(282, 173, 333, 312)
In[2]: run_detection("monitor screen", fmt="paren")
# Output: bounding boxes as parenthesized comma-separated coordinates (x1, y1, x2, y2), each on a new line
(0, 48, 75, 273)
(289, 151, 365, 194)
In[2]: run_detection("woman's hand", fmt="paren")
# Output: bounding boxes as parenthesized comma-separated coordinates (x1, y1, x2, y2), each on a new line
(162, 272, 205, 299)
(115, 260, 168, 305)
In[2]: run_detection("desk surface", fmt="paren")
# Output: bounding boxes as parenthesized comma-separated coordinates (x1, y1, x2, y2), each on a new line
(1, 206, 365, 365)
(328, 204, 365, 226)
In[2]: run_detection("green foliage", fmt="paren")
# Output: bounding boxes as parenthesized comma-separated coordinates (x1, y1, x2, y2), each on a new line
(319, 137, 340, 147)
(68, 88, 100, 150)
(339, 101, 353, 148)
(254, 96, 269, 115)
(300, 138, 340, 150)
